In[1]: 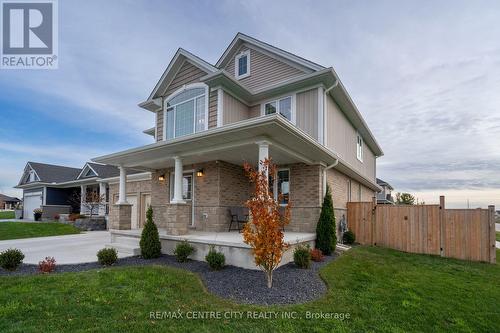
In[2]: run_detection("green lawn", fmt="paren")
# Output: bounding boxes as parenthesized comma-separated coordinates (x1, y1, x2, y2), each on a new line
(0, 211, 15, 219)
(496, 232, 500, 242)
(0, 222, 80, 240)
(0, 247, 498, 332)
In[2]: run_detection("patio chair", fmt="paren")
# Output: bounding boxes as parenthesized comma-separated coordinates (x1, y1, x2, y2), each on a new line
(228, 207, 249, 232)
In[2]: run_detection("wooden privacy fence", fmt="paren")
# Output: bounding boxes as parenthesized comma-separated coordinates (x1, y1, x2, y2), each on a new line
(347, 196, 496, 263)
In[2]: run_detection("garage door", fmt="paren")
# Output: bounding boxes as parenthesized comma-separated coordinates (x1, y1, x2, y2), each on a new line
(127, 195, 138, 229)
(24, 192, 42, 220)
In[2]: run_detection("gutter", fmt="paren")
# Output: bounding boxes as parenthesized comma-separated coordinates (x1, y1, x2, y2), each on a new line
(322, 158, 339, 198)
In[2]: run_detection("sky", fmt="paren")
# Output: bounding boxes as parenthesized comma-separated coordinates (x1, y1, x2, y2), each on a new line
(1, 0, 499, 208)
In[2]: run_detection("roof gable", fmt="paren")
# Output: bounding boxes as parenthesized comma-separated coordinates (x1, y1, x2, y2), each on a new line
(19, 162, 81, 185)
(144, 48, 217, 102)
(222, 44, 307, 91)
(216, 33, 324, 73)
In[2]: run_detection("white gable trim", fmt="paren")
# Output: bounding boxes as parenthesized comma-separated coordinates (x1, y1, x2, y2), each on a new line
(216, 33, 324, 72)
(145, 48, 217, 102)
(77, 163, 98, 179)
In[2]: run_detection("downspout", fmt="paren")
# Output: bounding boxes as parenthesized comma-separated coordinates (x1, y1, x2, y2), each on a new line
(322, 76, 340, 197)
(323, 158, 339, 198)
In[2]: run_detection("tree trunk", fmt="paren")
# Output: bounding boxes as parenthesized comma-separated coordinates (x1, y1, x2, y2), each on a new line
(266, 270, 273, 288)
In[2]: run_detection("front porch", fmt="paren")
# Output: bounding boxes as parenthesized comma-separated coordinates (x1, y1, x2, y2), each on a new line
(109, 228, 316, 270)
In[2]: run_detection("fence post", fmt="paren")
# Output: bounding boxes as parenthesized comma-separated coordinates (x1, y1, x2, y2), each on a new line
(439, 196, 445, 257)
(372, 196, 377, 246)
(488, 205, 496, 264)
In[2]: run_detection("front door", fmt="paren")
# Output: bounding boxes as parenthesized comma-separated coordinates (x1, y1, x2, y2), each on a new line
(127, 195, 138, 229)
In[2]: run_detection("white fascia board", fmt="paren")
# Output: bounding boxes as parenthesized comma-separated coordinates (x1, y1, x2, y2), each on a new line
(98, 172, 152, 184)
(146, 48, 217, 102)
(216, 33, 324, 72)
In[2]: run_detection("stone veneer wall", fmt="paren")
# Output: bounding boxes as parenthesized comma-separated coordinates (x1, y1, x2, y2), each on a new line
(108, 179, 151, 229)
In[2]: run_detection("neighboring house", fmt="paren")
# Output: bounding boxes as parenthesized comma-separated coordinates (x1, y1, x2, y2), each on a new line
(376, 178, 395, 204)
(0, 194, 21, 210)
(14, 162, 150, 223)
(93, 33, 383, 243)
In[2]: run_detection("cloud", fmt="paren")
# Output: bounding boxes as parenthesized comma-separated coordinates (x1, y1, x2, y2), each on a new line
(1, 0, 500, 208)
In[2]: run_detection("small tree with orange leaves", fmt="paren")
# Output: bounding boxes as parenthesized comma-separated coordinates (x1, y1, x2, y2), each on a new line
(242, 159, 290, 288)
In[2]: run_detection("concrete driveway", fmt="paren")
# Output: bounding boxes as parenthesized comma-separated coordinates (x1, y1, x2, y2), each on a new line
(0, 231, 131, 264)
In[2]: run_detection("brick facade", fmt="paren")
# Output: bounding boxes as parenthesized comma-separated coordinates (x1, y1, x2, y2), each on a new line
(108, 162, 376, 235)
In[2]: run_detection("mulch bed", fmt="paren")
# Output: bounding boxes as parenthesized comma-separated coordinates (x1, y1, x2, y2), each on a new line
(0, 252, 339, 305)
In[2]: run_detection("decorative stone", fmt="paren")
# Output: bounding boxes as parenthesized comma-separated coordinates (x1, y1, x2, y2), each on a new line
(74, 216, 107, 231)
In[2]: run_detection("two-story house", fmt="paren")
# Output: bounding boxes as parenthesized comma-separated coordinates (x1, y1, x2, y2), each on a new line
(94, 33, 383, 268)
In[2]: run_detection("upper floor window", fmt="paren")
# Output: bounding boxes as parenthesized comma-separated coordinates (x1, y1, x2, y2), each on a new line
(356, 133, 364, 162)
(235, 50, 250, 79)
(263, 96, 292, 121)
(164, 86, 207, 140)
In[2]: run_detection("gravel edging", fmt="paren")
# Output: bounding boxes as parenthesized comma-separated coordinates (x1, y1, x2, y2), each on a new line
(0, 252, 339, 305)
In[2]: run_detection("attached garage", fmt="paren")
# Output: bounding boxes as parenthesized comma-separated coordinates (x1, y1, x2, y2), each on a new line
(23, 191, 42, 220)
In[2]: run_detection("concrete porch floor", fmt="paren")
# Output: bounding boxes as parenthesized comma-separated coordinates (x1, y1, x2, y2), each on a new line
(109, 229, 317, 269)
(111, 228, 316, 248)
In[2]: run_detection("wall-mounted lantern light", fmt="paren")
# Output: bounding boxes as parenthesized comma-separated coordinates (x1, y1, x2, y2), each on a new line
(158, 174, 165, 181)
(196, 169, 204, 177)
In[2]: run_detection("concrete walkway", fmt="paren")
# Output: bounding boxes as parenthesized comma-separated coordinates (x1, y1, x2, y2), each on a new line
(0, 231, 131, 264)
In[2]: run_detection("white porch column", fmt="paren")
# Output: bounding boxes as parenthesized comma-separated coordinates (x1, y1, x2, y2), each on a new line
(80, 185, 87, 214)
(117, 166, 127, 204)
(171, 156, 185, 204)
(98, 182, 107, 216)
(257, 141, 270, 177)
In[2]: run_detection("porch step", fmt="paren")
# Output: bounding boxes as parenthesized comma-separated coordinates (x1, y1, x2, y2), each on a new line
(106, 243, 141, 256)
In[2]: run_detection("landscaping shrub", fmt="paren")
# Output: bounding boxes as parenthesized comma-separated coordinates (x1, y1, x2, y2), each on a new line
(343, 230, 356, 245)
(316, 185, 336, 255)
(140, 206, 161, 259)
(0, 248, 25, 271)
(34, 208, 43, 221)
(38, 257, 56, 273)
(205, 245, 225, 270)
(174, 240, 195, 262)
(293, 244, 311, 269)
(97, 248, 118, 266)
(310, 248, 324, 262)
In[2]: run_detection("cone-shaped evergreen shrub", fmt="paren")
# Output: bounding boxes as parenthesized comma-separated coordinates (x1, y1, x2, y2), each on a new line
(315, 185, 337, 255)
(140, 206, 161, 259)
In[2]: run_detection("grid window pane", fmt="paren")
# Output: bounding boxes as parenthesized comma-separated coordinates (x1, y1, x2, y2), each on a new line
(265, 101, 277, 115)
(175, 100, 194, 137)
(167, 88, 205, 106)
(277, 170, 290, 204)
(279, 97, 292, 121)
(183, 175, 192, 200)
(166, 107, 174, 140)
(195, 96, 205, 132)
(238, 55, 247, 76)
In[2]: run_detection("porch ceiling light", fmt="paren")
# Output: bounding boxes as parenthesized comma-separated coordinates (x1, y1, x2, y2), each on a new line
(196, 169, 204, 177)
(158, 174, 165, 181)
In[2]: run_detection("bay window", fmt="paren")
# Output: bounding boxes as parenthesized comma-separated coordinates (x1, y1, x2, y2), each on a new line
(164, 86, 207, 140)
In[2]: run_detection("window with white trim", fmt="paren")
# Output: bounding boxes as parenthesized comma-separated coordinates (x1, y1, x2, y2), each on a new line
(169, 173, 193, 201)
(356, 133, 364, 162)
(264, 96, 292, 121)
(235, 50, 250, 79)
(84, 168, 96, 177)
(269, 169, 290, 205)
(165, 87, 207, 140)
